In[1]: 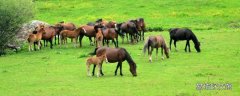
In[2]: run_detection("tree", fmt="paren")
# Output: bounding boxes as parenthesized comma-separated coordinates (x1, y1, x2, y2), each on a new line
(0, 0, 35, 55)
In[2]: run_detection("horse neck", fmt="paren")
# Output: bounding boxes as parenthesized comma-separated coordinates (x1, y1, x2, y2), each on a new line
(123, 49, 136, 69)
(192, 35, 199, 46)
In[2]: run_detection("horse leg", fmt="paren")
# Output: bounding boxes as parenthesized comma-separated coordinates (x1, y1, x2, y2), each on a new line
(50, 39, 53, 49)
(115, 63, 120, 76)
(161, 47, 164, 60)
(185, 40, 188, 52)
(89, 37, 93, 46)
(188, 40, 191, 52)
(174, 40, 177, 51)
(156, 48, 158, 60)
(97, 64, 101, 77)
(107, 39, 109, 47)
(92, 65, 96, 76)
(116, 37, 119, 47)
(119, 62, 123, 76)
(86, 63, 91, 76)
(169, 38, 172, 50)
(100, 63, 104, 76)
(149, 47, 153, 62)
(79, 35, 84, 47)
(112, 39, 117, 48)
(38, 41, 41, 50)
(54, 35, 57, 45)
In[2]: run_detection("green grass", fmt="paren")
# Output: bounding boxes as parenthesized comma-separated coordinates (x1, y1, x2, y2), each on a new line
(1, 0, 240, 96)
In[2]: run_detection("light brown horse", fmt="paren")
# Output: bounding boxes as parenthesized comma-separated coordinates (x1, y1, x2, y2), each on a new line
(143, 35, 170, 62)
(41, 25, 56, 49)
(101, 27, 119, 47)
(54, 22, 76, 44)
(79, 25, 97, 47)
(27, 25, 45, 51)
(94, 26, 104, 48)
(91, 47, 137, 76)
(60, 27, 81, 47)
(86, 49, 108, 77)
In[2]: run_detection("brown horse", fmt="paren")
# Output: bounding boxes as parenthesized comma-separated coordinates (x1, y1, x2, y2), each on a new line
(41, 25, 56, 49)
(91, 47, 137, 76)
(130, 18, 146, 40)
(79, 25, 97, 47)
(101, 27, 120, 47)
(54, 22, 76, 44)
(86, 49, 108, 77)
(143, 35, 169, 62)
(60, 27, 81, 47)
(27, 25, 45, 51)
(94, 26, 104, 48)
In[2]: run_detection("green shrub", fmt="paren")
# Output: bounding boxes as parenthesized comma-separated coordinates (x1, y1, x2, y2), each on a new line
(0, 0, 35, 55)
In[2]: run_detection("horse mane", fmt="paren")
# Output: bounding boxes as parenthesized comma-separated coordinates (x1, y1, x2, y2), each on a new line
(121, 48, 136, 69)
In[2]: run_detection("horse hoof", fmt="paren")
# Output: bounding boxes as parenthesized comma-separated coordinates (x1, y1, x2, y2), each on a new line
(120, 74, 123, 76)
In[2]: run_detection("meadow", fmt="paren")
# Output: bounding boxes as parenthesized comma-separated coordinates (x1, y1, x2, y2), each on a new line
(0, 0, 240, 96)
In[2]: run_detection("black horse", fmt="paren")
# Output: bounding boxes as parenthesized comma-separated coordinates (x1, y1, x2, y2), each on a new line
(169, 28, 201, 52)
(90, 47, 137, 76)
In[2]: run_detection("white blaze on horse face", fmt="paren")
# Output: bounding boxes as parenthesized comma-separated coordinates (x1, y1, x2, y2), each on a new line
(114, 24, 118, 30)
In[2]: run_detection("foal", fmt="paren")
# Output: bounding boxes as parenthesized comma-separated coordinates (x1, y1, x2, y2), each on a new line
(86, 49, 108, 77)
(27, 25, 45, 51)
(60, 27, 81, 47)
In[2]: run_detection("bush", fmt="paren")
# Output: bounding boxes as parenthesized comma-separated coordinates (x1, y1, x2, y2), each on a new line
(0, 0, 35, 55)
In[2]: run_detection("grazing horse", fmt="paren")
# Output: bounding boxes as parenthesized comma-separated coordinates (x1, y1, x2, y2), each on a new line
(86, 49, 108, 77)
(41, 25, 56, 49)
(60, 27, 81, 47)
(169, 28, 201, 52)
(143, 36, 170, 62)
(79, 25, 97, 47)
(94, 26, 104, 48)
(27, 25, 45, 51)
(54, 22, 76, 44)
(91, 47, 137, 76)
(116, 21, 140, 44)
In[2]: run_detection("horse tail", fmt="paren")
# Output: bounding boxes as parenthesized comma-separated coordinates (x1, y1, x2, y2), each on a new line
(143, 38, 150, 55)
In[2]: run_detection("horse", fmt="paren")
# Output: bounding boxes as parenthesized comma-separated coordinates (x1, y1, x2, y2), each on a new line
(169, 28, 201, 52)
(116, 21, 140, 44)
(60, 27, 81, 47)
(143, 35, 170, 62)
(27, 25, 45, 51)
(94, 26, 104, 48)
(54, 22, 76, 44)
(130, 18, 146, 40)
(79, 25, 97, 47)
(91, 47, 137, 76)
(86, 49, 108, 77)
(102, 27, 121, 47)
(41, 25, 56, 49)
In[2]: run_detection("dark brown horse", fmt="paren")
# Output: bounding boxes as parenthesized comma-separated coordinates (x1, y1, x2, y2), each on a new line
(41, 25, 56, 49)
(91, 47, 137, 76)
(130, 18, 146, 40)
(143, 35, 169, 62)
(79, 25, 96, 47)
(54, 22, 76, 44)
(169, 28, 201, 52)
(116, 21, 140, 44)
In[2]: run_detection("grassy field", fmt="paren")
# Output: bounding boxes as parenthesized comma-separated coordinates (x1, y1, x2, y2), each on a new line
(1, 0, 240, 96)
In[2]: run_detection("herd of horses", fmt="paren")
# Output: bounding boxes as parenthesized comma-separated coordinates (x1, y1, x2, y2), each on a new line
(27, 18, 201, 77)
